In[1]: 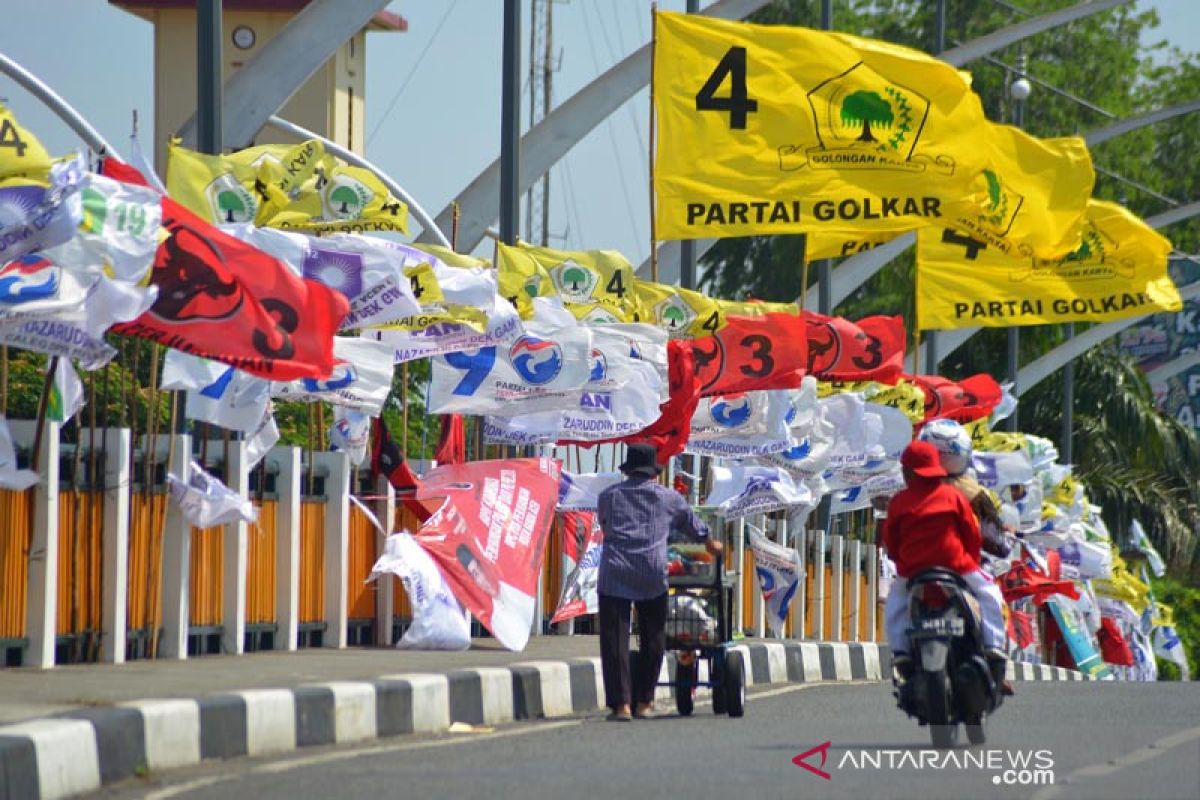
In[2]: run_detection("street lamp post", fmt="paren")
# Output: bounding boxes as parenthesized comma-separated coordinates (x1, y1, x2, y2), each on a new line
(1007, 57, 1031, 432)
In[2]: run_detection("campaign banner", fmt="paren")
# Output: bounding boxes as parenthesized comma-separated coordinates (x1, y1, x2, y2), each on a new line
(1044, 595, 1112, 679)
(412, 458, 561, 651)
(747, 527, 802, 638)
(161, 351, 272, 434)
(686, 390, 793, 458)
(706, 464, 815, 519)
(271, 336, 394, 416)
(497, 240, 641, 322)
(633, 278, 796, 340)
(430, 299, 592, 417)
(368, 532, 470, 650)
(0, 318, 117, 370)
(970, 450, 1034, 491)
(551, 513, 604, 624)
(0, 156, 84, 263)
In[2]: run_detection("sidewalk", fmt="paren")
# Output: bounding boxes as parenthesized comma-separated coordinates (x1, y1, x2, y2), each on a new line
(0, 637, 1091, 800)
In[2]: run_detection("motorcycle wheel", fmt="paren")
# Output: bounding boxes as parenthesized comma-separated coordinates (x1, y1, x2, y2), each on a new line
(924, 669, 959, 749)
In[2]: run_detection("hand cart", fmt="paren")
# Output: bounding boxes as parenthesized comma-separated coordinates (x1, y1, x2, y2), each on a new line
(660, 543, 745, 717)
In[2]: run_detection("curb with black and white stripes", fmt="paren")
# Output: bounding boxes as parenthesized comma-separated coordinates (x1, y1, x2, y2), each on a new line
(0, 642, 1092, 800)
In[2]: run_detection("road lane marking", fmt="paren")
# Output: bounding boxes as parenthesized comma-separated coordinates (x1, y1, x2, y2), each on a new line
(1032, 723, 1200, 800)
(142, 680, 868, 798)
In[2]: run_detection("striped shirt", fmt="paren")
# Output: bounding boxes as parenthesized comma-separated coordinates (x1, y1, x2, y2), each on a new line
(597, 476, 711, 600)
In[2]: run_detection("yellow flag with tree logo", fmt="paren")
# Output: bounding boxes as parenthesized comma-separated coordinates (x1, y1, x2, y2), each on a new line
(167, 139, 409, 234)
(632, 279, 796, 338)
(653, 11, 989, 240)
(947, 127, 1093, 259)
(496, 242, 642, 322)
(0, 103, 53, 182)
(916, 199, 1181, 329)
(804, 230, 900, 262)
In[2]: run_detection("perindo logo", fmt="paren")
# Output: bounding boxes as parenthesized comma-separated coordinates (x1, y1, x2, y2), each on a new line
(509, 336, 563, 385)
(588, 349, 608, 383)
(551, 259, 599, 304)
(206, 173, 257, 224)
(709, 394, 752, 428)
(0, 253, 60, 304)
(793, 742, 1055, 786)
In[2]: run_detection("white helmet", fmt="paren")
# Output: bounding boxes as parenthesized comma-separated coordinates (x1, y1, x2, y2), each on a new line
(918, 418, 973, 476)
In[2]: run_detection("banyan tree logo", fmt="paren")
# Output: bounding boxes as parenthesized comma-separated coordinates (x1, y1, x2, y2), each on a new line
(654, 294, 696, 336)
(976, 169, 1025, 236)
(206, 173, 257, 224)
(550, 259, 599, 303)
(780, 65, 947, 175)
(1018, 225, 1134, 282)
(321, 173, 373, 220)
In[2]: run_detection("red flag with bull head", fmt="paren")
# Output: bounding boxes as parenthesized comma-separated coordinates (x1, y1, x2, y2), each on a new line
(909, 373, 1002, 424)
(804, 312, 905, 383)
(103, 157, 348, 381)
(411, 457, 561, 651)
(691, 312, 807, 397)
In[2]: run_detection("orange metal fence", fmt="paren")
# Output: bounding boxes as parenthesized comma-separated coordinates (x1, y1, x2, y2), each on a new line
(299, 500, 325, 623)
(127, 493, 167, 634)
(189, 523, 223, 627)
(348, 503, 376, 621)
(56, 491, 103, 636)
(0, 490, 32, 639)
(246, 500, 278, 624)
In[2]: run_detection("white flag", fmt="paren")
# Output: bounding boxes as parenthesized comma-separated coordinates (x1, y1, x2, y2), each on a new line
(162, 351, 271, 434)
(0, 156, 84, 264)
(167, 460, 258, 528)
(747, 527, 802, 639)
(706, 464, 815, 519)
(430, 298, 592, 416)
(0, 318, 117, 370)
(369, 292, 523, 364)
(330, 407, 370, 466)
(272, 336, 394, 417)
(686, 390, 793, 458)
(368, 532, 471, 651)
(557, 470, 623, 511)
(244, 405, 279, 471)
(49, 358, 85, 423)
(0, 416, 38, 490)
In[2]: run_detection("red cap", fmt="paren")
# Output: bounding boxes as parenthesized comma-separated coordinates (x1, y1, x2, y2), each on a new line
(901, 440, 948, 478)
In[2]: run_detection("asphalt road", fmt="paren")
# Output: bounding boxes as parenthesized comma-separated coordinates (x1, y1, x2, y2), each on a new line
(97, 681, 1200, 800)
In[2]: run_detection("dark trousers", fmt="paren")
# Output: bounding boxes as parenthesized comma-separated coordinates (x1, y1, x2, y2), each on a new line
(598, 592, 668, 709)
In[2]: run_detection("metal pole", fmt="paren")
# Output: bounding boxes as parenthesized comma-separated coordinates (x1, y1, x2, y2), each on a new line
(1006, 56, 1027, 432)
(1061, 322, 1074, 463)
(816, 0, 834, 316)
(196, 0, 222, 156)
(924, 0, 947, 372)
(500, 0, 522, 245)
(681, 0, 699, 288)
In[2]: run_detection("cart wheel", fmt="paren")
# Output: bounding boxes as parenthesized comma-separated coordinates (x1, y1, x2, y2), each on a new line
(675, 659, 697, 717)
(711, 653, 727, 715)
(724, 651, 745, 718)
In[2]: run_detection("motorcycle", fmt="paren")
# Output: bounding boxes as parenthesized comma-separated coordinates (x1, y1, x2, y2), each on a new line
(893, 568, 1004, 748)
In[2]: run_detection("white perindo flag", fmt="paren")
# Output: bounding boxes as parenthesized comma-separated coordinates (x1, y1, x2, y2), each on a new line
(272, 336, 393, 416)
(0, 252, 94, 324)
(369, 293, 523, 364)
(598, 322, 671, 401)
(686, 390, 793, 458)
(368, 532, 471, 651)
(429, 298, 592, 416)
(866, 402, 913, 457)
(706, 464, 815, 519)
(557, 470, 623, 511)
(484, 325, 664, 443)
(222, 225, 421, 328)
(167, 460, 258, 528)
(161, 351, 271, 434)
(832, 467, 906, 514)
(971, 450, 1034, 491)
(1152, 625, 1190, 681)
(49, 358, 85, 423)
(758, 380, 837, 478)
(747, 527, 802, 638)
(0, 416, 38, 490)
(330, 406, 370, 466)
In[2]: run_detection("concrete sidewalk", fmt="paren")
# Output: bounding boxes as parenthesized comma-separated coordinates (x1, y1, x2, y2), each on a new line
(0, 637, 1090, 800)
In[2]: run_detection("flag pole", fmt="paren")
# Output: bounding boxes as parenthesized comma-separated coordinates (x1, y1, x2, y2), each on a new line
(0, 346, 7, 414)
(648, 3, 658, 283)
(29, 357, 59, 474)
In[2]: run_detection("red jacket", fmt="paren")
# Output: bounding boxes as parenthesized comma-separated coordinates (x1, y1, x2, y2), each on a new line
(883, 477, 981, 578)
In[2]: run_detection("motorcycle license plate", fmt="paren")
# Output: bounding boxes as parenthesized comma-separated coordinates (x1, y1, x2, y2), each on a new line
(916, 617, 964, 636)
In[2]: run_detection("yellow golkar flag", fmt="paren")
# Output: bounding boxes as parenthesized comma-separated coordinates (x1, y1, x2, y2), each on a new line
(496, 241, 642, 322)
(652, 11, 989, 240)
(0, 103, 53, 182)
(916, 199, 1182, 329)
(632, 279, 797, 339)
(167, 139, 409, 234)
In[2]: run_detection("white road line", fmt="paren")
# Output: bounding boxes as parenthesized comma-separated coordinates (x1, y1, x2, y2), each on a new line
(1032, 723, 1200, 800)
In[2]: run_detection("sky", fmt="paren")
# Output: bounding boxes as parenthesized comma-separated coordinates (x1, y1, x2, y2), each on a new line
(1, 1, 1198, 271)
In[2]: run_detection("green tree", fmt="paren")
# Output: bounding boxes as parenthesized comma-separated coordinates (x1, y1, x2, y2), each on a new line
(840, 90, 894, 142)
(217, 190, 246, 223)
(330, 185, 359, 215)
(562, 266, 588, 292)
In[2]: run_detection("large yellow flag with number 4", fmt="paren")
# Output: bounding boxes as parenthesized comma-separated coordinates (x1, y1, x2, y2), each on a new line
(0, 103, 53, 182)
(653, 12, 988, 240)
(496, 242, 641, 322)
(916, 199, 1181, 329)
